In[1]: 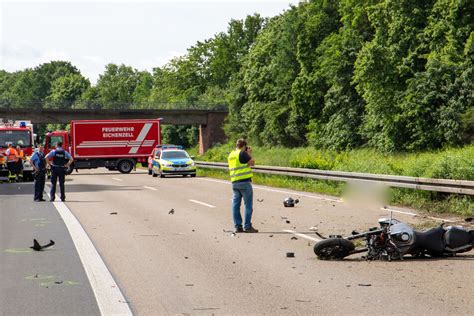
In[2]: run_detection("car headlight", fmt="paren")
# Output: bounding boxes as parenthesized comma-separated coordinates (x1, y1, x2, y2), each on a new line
(163, 163, 173, 167)
(189, 162, 195, 166)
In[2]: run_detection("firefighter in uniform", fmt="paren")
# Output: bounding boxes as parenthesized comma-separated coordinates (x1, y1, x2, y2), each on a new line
(5, 143, 19, 182)
(45, 142, 74, 202)
(16, 144, 25, 181)
(30, 145, 47, 201)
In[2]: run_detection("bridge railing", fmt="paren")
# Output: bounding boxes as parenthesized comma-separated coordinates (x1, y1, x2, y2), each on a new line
(195, 161, 474, 195)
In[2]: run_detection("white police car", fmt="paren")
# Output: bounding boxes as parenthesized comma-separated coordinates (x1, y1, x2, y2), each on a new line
(148, 145, 196, 178)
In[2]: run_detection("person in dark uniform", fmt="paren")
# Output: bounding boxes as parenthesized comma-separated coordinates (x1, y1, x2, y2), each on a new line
(30, 145, 47, 201)
(45, 142, 74, 202)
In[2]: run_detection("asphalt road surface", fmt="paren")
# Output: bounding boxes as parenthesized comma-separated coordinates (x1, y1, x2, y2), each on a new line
(1, 170, 473, 315)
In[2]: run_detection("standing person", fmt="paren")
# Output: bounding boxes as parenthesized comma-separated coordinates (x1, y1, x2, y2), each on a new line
(30, 145, 47, 201)
(16, 144, 25, 181)
(5, 143, 19, 182)
(228, 139, 258, 233)
(45, 142, 74, 202)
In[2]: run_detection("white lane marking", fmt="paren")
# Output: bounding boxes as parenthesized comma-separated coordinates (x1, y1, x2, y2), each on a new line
(283, 229, 322, 242)
(112, 178, 123, 182)
(144, 186, 157, 191)
(199, 178, 458, 223)
(189, 199, 216, 208)
(197, 177, 340, 202)
(382, 207, 455, 223)
(45, 186, 132, 315)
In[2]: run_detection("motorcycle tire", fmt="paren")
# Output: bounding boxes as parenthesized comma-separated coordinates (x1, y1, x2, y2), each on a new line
(314, 238, 355, 260)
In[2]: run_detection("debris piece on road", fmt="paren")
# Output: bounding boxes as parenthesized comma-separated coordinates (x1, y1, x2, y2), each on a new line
(232, 261, 236, 264)
(351, 230, 360, 235)
(295, 300, 311, 303)
(257, 199, 264, 202)
(309, 226, 318, 231)
(30, 239, 55, 251)
(280, 216, 288, 220)
(465, 217, 473, 222)
(269, 234, 274, 237)
(192, 229, 195, 232)
(283, 197, 299, 207)
(358, 283, 372, 287)
(110, 212, 118, 215)
(185, 284, 194, 287)
(286, 220, 291, 224)
(291, 236, 298, 240)
(55, 281, 63, 284)
(168, 208, 175, 215)
(286, 252, 295, 258)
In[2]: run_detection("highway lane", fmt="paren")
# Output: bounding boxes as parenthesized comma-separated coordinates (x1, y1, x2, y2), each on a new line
(0, 183, 100, 315)
(60, 170, 473, 315)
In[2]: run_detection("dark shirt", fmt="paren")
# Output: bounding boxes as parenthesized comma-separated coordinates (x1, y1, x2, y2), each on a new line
(234, 150, 252, 183)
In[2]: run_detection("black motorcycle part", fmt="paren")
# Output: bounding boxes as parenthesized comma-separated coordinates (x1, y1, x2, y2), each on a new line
(314, 238, 355, 260)
(445, 227, 472, 249)
(414, 226, 445, 256)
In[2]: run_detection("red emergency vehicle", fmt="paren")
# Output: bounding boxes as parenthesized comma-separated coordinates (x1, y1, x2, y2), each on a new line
(0, 120, 35, 180)
(44, 119, 161, 174)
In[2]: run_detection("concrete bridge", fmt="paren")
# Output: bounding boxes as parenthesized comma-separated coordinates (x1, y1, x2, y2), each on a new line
(0, 108, 227, 154)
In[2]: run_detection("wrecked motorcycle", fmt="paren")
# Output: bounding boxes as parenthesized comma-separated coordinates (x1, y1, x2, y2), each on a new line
(314, 217, 474, 261)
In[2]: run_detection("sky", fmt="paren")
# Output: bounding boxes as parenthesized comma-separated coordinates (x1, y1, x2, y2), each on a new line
(0, 0, 298, 83)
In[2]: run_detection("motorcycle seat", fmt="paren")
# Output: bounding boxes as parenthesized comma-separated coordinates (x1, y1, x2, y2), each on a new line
(414, 226, 445, 255)
(445, 227, 472, 249)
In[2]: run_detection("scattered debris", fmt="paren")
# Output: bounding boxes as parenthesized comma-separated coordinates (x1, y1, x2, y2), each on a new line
(465, 217, 473, 222)
(286, 252, 295, 258)
(351, 230, 360, 235)
(358, 283, 372, 287)
(269, 234, 274, 237)
(192, 229, 195, 232)
(291, 236, 298, 240)
(168, 209, 175, 215)
(184, 256, 189, 259)
(232, 261, 236, 264)
(257, 199, 264, 202)
(54, 281, 63, 284)
(110, 212, 118, 215)
(286, 220, 291, 224)
(283, 197, 299, 207)
(185, 284, 194, 287)
(280, 216, 288, 220)
(309, 226, 318, 231)
(30, 239, 55, 251)
(295, 299, 311, 303)
(332, 204, 336, 207)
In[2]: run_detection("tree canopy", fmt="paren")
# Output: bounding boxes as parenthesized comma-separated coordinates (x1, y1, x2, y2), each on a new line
(1, 2, 472, 151)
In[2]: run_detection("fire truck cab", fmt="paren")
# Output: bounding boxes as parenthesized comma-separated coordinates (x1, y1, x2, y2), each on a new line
(0, 120, 36, 181)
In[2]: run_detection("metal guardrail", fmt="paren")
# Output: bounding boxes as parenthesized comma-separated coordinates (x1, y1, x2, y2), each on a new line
(195, 161, 474, 195)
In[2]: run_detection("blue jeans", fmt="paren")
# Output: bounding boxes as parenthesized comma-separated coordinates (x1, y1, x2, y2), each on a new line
(232, 181, 253, 229)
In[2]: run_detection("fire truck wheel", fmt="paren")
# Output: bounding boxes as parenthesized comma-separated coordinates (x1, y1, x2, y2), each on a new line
(118, 160, 134, 174)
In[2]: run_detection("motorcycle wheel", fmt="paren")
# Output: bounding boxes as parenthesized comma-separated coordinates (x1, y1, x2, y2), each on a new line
(314, 238, 355, 260)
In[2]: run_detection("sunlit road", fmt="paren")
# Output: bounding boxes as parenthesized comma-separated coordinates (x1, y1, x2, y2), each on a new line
(2, 170, 473, 315)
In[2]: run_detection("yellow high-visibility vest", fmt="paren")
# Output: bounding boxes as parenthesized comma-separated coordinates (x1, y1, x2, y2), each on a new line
(228, 149, 253, 182)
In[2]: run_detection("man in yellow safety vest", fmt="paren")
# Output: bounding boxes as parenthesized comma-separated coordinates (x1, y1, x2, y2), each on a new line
(228, 139, 258, 233)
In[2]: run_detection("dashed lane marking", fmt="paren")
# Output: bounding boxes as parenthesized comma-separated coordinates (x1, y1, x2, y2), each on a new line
(45, 185, 132, 315)
(143, 186, 158, 191)
(283, 229, 322, 242)
(189, 199, 216, 208)
(196, 177, 340, 202)
(112, 178, 123, 182)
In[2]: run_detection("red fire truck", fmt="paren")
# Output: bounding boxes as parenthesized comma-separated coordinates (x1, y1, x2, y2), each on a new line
(0, 120, 36, 180)
(44, 119, 161, 174)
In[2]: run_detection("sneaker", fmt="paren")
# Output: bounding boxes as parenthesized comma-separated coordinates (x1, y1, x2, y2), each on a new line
(234, 227, 244, 233)
(244, 226, 259, 233)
